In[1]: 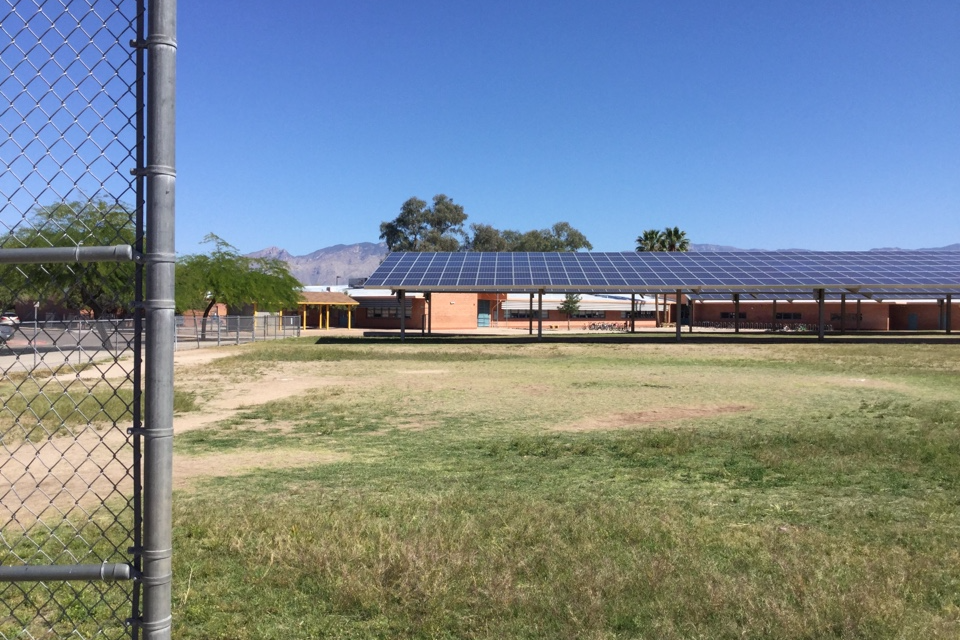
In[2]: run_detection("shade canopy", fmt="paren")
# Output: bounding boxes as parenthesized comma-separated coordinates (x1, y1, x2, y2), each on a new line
(364, 251, 960, 300)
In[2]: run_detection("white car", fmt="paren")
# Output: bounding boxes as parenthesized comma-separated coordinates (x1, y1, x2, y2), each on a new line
(0, 310, 18, 342)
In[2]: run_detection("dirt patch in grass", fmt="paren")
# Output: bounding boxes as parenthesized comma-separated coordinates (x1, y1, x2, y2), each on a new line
(2, 351, 357, 521)
(396, 369, 449, 375)
(827, 376, 912, 391)
(521, 384, 555, 396)
(174, 371, 350, 433)
(555, 404, 753, 432)
(173, 448, 347, 491)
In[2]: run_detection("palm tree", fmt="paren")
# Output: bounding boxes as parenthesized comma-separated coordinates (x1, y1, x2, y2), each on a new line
(662, 226, 690, 252)
(635, 229, 664, 252)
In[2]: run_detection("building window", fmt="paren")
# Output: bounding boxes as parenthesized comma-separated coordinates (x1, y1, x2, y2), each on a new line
(504, 309, 547, 319)
(776, 312, 802, 320)
(621, 310, 656, 319)
(830, 313, 861, 322)
(571, 310, 605, 319)
(720, 312, 747, 319)
(369, 306, 410, 319)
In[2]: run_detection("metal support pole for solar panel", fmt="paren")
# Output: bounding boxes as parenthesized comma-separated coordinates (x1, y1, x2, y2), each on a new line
(734, 294, 740, 333)
(856, 299, 862, 331)
(529, 293, 534, 335)
(537, 289, 544, 341)
(426, 292, 432, 335)
(772, 299, 777, 328)
(675, 290, 682, 342)
(688, 299, 694, 333)
(938, 299, 945, 331)
(630, 294, 636, 333)
(947, 294, 953, 334)
(817, 289, 826, 341)
(840, 294, 846, 334)
(398, 290, 405, 341)
(142, 1, 177, 637)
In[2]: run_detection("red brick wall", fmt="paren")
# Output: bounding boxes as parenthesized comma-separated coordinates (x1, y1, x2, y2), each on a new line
(890, 302, 960, 331)
(693, 301, 890, 330)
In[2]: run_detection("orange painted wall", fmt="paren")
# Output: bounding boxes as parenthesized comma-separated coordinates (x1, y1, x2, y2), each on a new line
(427, 293, 479, 329)
(890, 302, 960, 331)
(354, 294, 479, 330)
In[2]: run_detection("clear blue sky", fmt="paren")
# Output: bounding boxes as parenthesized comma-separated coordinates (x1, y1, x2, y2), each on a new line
(177, 0, 959, 255)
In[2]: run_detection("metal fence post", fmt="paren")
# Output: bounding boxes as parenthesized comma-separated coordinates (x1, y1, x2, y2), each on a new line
(142, 0, 176, 638)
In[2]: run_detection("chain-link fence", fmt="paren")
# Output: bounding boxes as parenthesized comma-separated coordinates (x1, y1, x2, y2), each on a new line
(174, 314, 302, 349)
(1, 1, 175, 638)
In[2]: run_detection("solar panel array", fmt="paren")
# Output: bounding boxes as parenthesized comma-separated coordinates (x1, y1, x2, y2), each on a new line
(364, 251, 960, 298)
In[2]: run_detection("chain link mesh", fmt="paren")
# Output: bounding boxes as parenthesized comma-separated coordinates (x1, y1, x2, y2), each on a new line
(1, 1, 142, 638)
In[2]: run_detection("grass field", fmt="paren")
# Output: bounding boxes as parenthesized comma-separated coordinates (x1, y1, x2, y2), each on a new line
(159, 335, 960, 639)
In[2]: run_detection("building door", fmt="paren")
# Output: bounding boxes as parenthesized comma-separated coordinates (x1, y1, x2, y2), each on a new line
(908, 313, 919, 331)
(477, 300, 491, 327)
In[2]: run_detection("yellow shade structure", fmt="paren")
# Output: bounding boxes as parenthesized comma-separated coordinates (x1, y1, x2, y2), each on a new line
(297, 291, 359, 329)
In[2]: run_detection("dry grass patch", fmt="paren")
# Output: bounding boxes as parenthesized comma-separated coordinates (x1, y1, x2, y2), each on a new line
(174, 448, 347, 491)
(556, 404, 754, 432)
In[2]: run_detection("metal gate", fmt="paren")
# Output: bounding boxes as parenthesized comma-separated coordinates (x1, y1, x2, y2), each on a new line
(0, 1, 175, 638)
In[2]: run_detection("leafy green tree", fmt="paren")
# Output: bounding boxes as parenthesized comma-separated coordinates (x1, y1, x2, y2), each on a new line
(0, 200, 139, 318)
(176, 234, 302, 337)
(467, 223, 510, 251)
(510, 222, 593, 252)
(468, 222, 592, 252)
(380, 194, 468, 251)
(558, 293, 581, 330)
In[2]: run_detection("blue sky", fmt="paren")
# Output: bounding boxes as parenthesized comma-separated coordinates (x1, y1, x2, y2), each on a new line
(176, 1, 959, 255)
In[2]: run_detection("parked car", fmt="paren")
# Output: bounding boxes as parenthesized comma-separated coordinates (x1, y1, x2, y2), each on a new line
(0, 310, 20, 325)
(0, 312, 17, 342)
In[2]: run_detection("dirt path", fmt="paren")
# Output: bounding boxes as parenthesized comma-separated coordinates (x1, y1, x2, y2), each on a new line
(2, 344, 348, 523)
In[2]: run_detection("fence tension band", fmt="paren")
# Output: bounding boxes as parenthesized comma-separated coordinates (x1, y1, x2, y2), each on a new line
(0, 245, 138, 265)
(0, 562, 135, 582)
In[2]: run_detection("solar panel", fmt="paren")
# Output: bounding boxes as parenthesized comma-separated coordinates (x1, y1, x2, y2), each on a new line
(363, 251, 960, 296)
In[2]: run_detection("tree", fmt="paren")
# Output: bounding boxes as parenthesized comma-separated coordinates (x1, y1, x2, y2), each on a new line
(558, 293, 581, 330)
(662, 226, 690, 252)
(510, 222, 594, 252)
(635, 229, 664, 252)
(468, 221, 593, 252)
(379, 194, 468, 251)
(467, 223, 509, 252)
(0, 200, 139, 318)
(382, 195, 593, 253)
(176, 234, 302, 338)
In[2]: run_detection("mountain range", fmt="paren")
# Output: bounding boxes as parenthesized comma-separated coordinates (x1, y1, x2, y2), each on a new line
(247, 243, 388, 287)
(250, 242, 960, 286)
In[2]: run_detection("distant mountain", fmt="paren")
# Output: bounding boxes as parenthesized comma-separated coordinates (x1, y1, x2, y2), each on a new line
(693, 243, 960, 252)
(689, 243, 761, 252)
(248, 242, 387, 286)
(253, 241, 960, 286)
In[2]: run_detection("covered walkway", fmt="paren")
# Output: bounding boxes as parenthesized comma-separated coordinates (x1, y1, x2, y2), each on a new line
(297, 291, 359, 329)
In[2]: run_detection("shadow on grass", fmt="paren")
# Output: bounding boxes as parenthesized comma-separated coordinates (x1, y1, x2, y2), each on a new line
(310, 330, 960, 346)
